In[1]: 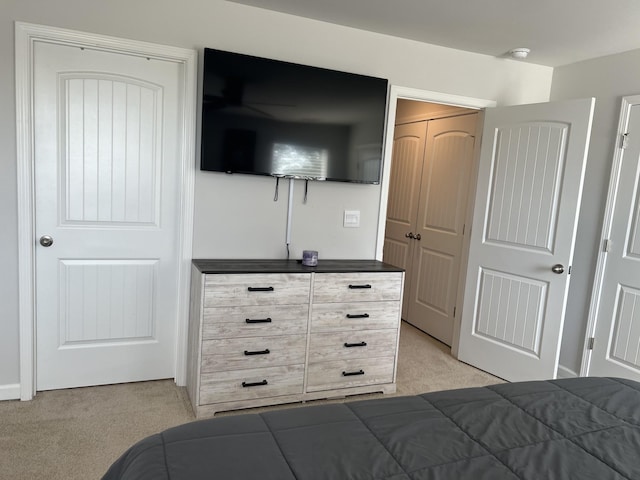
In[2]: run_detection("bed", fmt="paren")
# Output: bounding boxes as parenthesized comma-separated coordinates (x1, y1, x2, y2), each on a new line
(102, 377, 640, 479)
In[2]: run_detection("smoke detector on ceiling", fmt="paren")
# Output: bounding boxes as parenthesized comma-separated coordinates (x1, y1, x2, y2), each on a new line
(508, 48, 531, 59)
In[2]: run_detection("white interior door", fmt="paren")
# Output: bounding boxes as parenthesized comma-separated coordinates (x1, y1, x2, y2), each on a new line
(588, 102, 640, 381)
(34, 41, 183, 390)
(408, 113, 478, 345)
(458, 98, 595, 382)
(383, 121, 426, 318)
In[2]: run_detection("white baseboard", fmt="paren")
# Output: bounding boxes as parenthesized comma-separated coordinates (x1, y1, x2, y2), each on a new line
(556, 365, 578, 379)
(0, 384, 21, 401)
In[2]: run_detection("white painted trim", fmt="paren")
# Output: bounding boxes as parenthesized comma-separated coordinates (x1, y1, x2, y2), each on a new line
(15, 22, 37, 401)
(15, 22, 197, 398)
(388, 86, 497, 111)
(174, 45, 197, 386)
(0, 384, 21, 401)
(556, 365, 578, 379)
(580, 95, 640, 376)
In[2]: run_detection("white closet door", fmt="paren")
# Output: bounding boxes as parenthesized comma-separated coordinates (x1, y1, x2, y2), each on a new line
(589, 103, 640, 381)
(458, 99, 594, 382)
(34, 41, 183, 390)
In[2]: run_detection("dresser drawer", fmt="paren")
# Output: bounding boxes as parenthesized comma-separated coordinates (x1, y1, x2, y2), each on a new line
(201, 334, 307, 372)
(203, 304, 309, 339)
(199, 364, 305, 404)
(310, 301, 399, 332)
(312, 272, 403, 303)
(204, 273, 310, 307)
(308, 330, 397, 363)
(306, 357, 395, 392)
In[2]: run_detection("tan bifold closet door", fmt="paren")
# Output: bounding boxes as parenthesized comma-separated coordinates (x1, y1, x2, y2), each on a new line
(384, 112, 478, 345)
(407, 113, 478, 345)
(34, 41, 184, 390)
(383, 122, 428, 319)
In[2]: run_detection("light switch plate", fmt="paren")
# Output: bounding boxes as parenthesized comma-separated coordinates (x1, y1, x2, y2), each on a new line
(344, 210, 360, 228)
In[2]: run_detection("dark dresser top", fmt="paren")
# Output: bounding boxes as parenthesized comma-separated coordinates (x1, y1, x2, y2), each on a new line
(192, 259, 404, 274)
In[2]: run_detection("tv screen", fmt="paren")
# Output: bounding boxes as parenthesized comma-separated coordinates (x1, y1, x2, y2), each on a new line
(200, 48, 389, 184)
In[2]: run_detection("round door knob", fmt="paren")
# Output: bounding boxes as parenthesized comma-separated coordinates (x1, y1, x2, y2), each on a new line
(39, 235, 54, 247)
(551, 264, 565, 274)
(405, 232, 415, 239)
(415, 233, 421, 241)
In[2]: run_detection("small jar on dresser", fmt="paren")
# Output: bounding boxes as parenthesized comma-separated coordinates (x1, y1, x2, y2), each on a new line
(186, 259, 404, 418)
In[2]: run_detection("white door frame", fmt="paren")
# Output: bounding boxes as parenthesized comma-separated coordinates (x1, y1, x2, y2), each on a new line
(15, 22, 197, 400)
(581, 94, 640, 376)
(375, 85, 496, 354)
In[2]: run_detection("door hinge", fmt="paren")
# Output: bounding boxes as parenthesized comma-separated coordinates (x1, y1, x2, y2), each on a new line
(604, 238, 612, 252)
(587, 337, 595, 350)
(453, 307, 456, 318)
(621, 133, 630, 149)
(462, 224, 465, 235)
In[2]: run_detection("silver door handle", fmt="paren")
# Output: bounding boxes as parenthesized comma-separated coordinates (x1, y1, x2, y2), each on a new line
(405, 232, 415, 239)
(551, 264, 564, 274)
(415, 233, 421, 241)
(39, 235, 54, 247)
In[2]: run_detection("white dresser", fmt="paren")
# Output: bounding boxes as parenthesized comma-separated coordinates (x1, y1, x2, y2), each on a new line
(187, 260, 404, 417)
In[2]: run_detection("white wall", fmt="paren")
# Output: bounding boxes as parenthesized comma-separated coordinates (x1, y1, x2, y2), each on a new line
(0, 0, 553, 389)
(550, 49, 640, 375)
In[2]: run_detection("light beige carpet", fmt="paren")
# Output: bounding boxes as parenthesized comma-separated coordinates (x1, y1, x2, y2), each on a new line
(0, 321, 501, 479)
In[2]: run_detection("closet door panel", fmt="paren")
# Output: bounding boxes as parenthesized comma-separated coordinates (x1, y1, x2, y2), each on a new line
(408, 113, 478, 345)
(383, 121, 427, 318)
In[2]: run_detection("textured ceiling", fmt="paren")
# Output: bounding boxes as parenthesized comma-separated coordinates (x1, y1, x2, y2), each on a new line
(227, 0, 640, 66)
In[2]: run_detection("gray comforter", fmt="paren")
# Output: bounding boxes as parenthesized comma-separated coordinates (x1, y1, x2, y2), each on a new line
(102, 377, 640, 479)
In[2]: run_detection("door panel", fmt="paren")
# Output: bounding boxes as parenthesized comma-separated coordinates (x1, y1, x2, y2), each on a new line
(63, 75, 160, 224)
(59, 261, 157, 344)
(35, 41, 182, 390)
(458, 99, 595, 381)
(409, 114, 478, 345)
(486, 123, 566, 250)
(383, 121, 426, 318)
(589, 103, 640, 381)
(474, 269, 545, 355)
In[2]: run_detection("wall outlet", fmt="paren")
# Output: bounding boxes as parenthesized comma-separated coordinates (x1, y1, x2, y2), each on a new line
(343, 210, 360, 228)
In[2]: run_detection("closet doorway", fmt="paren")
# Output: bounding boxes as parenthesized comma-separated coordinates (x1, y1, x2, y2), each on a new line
(383, 99, 480, 345)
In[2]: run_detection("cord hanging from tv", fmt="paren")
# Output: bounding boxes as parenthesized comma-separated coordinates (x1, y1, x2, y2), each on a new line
(200, 48, 389, 184)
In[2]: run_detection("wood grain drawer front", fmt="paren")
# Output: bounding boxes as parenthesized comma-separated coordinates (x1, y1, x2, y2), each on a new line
(201, 334, 307, 373)
(310, 301, 400, 332)
(312, 272, 403, 303)
(202, 305, 308, 339)
(308, 330, 397, 363)
(199, 364, 304, 404)
(204, 274, 310, 307)
(306, 357, 395, 392)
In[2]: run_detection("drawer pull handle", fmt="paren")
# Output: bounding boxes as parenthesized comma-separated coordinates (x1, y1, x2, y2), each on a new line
(348, 284, 372, 289)
(245, 317, 272, 324)
(346, 313, 370, 319)
(244, 349, 270, 356)
(344, 341, 367, 348)
(242, 380, 268, 387)
(342, 370, 365, 377)
(248, 286, 274, 292)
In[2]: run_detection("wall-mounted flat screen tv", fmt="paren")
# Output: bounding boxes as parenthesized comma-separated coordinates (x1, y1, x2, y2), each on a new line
(200, 48, 389, 184)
